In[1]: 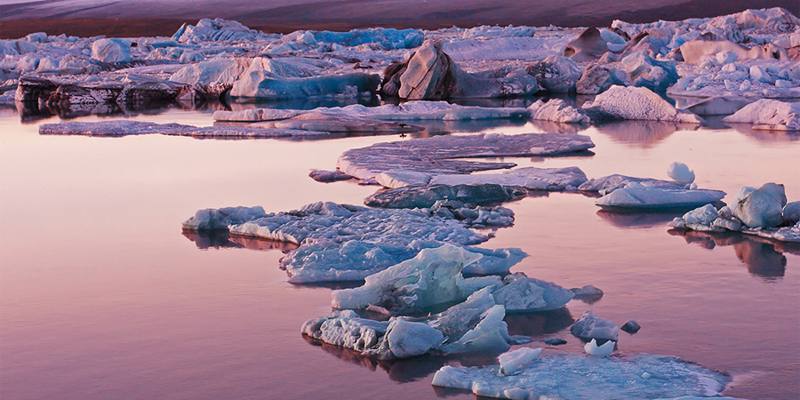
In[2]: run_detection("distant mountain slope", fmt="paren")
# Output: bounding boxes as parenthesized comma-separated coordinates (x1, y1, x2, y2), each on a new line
(1, 0, 798, 38)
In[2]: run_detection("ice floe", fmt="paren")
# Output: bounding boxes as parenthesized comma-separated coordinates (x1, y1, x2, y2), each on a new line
(337, 133, 595, 183)
(39, 120, 332, 139)
(183, 201, 524, 282)
(431, 352, 731, 399)
(364, 184, 526, 209)
(595, 183, 725, 210)
(497, 348, 542, 376)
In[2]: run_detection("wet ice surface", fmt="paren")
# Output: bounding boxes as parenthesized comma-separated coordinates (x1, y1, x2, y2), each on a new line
(0, 107, 799, 400)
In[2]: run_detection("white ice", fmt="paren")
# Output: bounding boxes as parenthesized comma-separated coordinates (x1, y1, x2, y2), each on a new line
(582, 85, 702, 123)
(723, 99, 800, 131)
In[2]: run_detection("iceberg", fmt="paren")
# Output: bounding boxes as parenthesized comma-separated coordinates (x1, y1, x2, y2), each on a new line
(595, 183, 725, 210)
(337, 133, 595, 182)
(579, 174, 687, 195)
(172, 18, 277, 43)
(381, 40, 539, 100)
(722, 99, 800, 131)
(371, 166, 589, 192)
(731, 183, 787, 228)
(667, 162, 696, 185)
(431, 353, 731, 399)
(526, 55, 581, 94)
(582, 85, 702, 123)
(182, 206, 266, 231)
(230, 70, 380, 101)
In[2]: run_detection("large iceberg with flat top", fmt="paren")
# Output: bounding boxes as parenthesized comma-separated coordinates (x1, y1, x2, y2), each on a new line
(431, 352, 731, 399)
(596, 183, 725, 210)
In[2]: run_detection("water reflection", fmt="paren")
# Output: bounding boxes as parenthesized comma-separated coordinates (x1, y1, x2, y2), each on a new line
(669, 230, 799, 281)
(505, 308, 574, 337)
(182, 230, 298, 252)
(597, 209, 685, 229)
(593, 120, 696, 148)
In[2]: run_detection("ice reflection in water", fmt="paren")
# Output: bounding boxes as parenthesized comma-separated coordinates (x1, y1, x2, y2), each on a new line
(669, 230, 799, 281)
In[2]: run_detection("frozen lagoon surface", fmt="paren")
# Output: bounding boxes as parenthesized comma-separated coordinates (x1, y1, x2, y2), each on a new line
(0, 105, 799, 400)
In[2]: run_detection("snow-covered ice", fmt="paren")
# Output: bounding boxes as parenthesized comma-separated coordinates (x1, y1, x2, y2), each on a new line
(595, 183, 725, 210)
(431, 353, 731, 399)
(582, 85, 702, 123)
(722, 99, 800, 131)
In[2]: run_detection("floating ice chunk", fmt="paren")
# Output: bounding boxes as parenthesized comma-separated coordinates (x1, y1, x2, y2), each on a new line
(596, 183, 725, 210)
(421, 167, 588, 192)
(182, 206, 267, 231)
(337, 133, 594, 182)
(571, 285, 604, 303)
(306, 287, 520, 359)
(91, 38, 131, 64)
(731, 183, 787, 228)
(431, 353, 730, 399)
(671, 201, 800, 244)
(674, 204, 719, 231)
(185, 201, 523, 283)
(308, 169, 353, 183)
(385, 319, 444, 358)
(619, 51, 679, 93)
(579, 174, 686, 195)
(252, 112, 422, 135)
(584, 338, 615, 357)
(433, 289, 519, 354)
(309, 28, 423, 49)
(576, 63, 626, 95)
(621, 320, 642, 334)
(570, 311, 619, 342)
(498, 348, 542, 376)
(213, 101, 530, 123)
(492, 273, 574, 312)
(583, 86, 703, 123)
(39, 120, 330, 139)
(668, 162, 696, 184)
(330, 244, 508, 314)
(544, 338, 568, 346)
(364, 184, 525, 209)
(722, 99, 800, 131)
(527, 99, 589, 124)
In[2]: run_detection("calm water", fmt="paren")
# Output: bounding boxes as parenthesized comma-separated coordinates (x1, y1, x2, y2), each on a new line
(0, 106, 798, 400)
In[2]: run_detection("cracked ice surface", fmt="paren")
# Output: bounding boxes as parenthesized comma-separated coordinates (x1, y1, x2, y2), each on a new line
(337, 133, 595, 182)
(183, 202, 523, 282)
(431, 353, 731, 400)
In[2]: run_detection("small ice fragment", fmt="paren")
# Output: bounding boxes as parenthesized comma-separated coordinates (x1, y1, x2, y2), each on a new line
(621, 320, 641, 334)
(584, 339, 615, 357)
(667, 162, 695, 185)
(544, 338, 567, 346)
(498, 347, 543, 376)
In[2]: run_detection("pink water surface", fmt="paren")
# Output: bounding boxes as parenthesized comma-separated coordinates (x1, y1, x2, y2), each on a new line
(0, 108, 798, 399)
